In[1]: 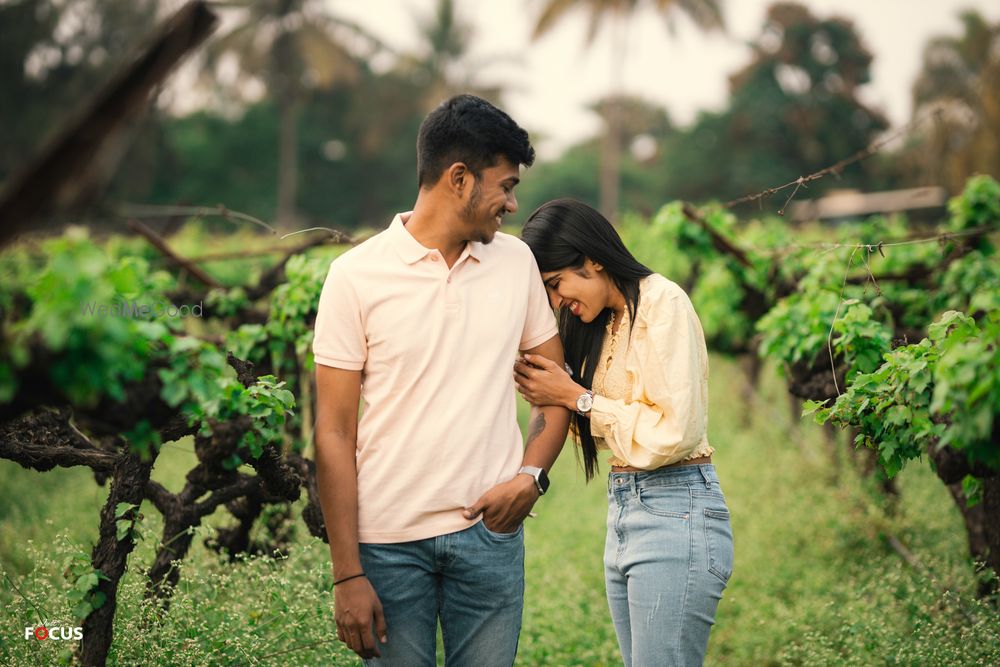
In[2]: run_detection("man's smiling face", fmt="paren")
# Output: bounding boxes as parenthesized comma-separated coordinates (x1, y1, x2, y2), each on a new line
(461, 156, 521, 244)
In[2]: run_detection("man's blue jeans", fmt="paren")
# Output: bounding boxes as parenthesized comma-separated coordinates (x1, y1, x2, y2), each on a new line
(605, 464, 734, 666)
(358, 521, 524, 666)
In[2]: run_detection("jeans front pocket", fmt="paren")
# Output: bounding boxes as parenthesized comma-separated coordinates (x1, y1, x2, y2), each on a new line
(636, 485, 691, 518)
(479, 520, 524, 541)
(704, 508, 734, 584)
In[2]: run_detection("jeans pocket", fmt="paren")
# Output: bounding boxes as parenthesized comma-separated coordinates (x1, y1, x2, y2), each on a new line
(704, 508, 734, 584)
(480, 520, 524, 541)
(636, 486, 691, 518)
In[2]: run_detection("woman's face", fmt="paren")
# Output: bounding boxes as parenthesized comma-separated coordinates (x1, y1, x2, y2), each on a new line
(540, 259, 614, 323)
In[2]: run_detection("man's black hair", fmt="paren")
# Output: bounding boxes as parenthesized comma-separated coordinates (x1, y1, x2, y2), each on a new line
(416, 94, 535, 187)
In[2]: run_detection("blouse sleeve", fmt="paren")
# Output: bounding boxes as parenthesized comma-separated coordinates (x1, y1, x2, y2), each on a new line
(588, 282, 709, 468)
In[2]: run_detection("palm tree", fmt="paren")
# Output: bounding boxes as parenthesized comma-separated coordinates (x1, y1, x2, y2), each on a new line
(203, 0, 387, 228)
(531, 0, 725, 219)
(338, 0, 502, 181)
(310, 0, 502, 227)
(403, 0, 507, 113)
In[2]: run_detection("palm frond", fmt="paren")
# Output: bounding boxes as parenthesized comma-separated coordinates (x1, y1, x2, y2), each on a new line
(532, 0, 582, 40)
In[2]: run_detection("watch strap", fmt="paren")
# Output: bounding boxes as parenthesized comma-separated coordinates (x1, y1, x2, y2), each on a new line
(518, 465, 548, 495)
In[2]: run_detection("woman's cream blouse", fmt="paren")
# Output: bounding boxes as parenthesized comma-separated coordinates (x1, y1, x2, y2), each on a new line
(589, 273, 714, 468)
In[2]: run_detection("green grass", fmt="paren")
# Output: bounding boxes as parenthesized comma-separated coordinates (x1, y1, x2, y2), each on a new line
(2, 356, 998, 666)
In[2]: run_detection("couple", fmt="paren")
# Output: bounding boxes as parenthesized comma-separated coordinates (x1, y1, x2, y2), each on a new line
(312, 94, 734, 667)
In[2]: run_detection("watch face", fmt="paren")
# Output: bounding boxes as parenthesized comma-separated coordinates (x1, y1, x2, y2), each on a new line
(576, 392, 593, 413)
(538, 468, 550, 493)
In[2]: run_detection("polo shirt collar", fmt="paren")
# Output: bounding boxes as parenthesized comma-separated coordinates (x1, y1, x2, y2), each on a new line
(389, 213, 429, 264)
(464, 240, 484, 263)
(389, 212, 484, 265)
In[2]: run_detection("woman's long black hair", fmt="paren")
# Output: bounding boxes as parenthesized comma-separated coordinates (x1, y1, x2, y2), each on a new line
(521, 198, 653, 480)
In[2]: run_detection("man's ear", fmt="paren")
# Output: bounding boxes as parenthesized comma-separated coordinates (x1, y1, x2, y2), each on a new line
(446, 162, 470, 195)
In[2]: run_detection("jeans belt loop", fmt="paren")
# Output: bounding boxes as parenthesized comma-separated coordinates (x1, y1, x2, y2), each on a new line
(699, 464, 712, 489)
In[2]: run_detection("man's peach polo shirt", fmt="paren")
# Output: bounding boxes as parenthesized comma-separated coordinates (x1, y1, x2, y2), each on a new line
(313, 213, 558, 543)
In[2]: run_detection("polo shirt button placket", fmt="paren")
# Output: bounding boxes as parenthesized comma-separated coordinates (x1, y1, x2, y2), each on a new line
(443, 262, 459, 312)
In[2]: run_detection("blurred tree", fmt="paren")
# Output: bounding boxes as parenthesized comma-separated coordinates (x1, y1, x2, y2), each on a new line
(144, 79, 416, 231)
(909, 10, 1000, 193)
(405, 0, 504, 110)
(147, 0, 514, 231)
(299, 74, 423, 229)
(145, 103, 280, 219)
(531, 0, 724, 219)
(350, 0, 499, 164)
(202, 0, 384, 228)
(0, 0, 162, 187)
(590, 94, 676, 215)
(514, 142, 602, 221)
(658, 1, 888, 205)
(515, 95, 674, 221)
(590, 94, 674, 161)
(302, 0, 510, 228)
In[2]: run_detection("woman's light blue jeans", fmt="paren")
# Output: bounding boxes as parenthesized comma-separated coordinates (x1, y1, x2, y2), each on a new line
(605, 464, 734, 667)
(358, 520, 524, 666)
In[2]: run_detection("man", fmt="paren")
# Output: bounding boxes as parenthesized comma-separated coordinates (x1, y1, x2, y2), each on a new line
(312, 94, 570, 665)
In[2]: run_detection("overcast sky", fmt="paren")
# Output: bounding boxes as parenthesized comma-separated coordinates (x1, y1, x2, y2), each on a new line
(327, 0, 1000, 160)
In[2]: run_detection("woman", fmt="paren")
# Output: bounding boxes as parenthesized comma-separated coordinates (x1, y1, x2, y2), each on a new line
(514, 199, 734, 667)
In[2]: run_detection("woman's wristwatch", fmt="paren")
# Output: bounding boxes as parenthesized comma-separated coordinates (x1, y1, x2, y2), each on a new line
(575, 390, 594, 416)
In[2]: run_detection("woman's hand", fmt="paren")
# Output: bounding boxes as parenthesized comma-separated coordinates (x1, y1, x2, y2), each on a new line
(514, 353, 584, 410)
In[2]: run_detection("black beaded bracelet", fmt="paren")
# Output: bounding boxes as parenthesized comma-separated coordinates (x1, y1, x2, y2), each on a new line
(333, 572, 366, 586)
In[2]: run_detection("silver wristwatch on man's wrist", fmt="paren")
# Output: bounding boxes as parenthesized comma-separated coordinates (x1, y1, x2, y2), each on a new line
(575, 390, 594, 416)
(518, 465, 550, 495)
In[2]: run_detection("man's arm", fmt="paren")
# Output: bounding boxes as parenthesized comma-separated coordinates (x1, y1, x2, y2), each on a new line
(314, 364, 386, 659)
(518, 333, 571, 473)
(463, 334, 571, 532)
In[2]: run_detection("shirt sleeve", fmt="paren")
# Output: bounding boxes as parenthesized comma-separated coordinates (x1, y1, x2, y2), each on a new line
(519, 253, 559, 350)
(589, 284, 709, 468)
(312, 260, 367, 370)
